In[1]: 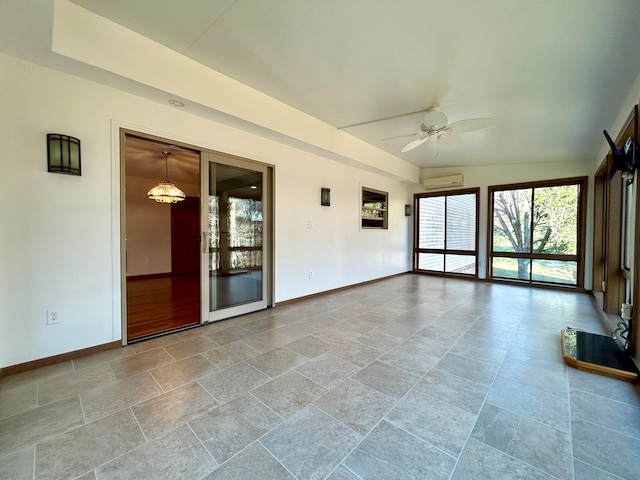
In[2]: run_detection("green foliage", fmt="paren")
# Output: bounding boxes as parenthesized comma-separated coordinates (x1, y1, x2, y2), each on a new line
(493, 184, 578, 255)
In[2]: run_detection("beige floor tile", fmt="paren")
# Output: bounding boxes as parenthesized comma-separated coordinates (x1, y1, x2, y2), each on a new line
(163, 335, 220, 360)
(0, 445, 33, 480)
(132, 381, 218, 439)
(150, 354, 218, 391)
(189, 394, 282, 463)
(80, 372, 163, 423)
(0, 381, 37, 420)
(72, 345, 135, 370)
(109, 348, 175, 379)
(198, 362, 269, 404)
(0, 396, 84, 456)
(0, 277, 631, 480)
(129, 334, 182, 354)
(202, 442, 293, 480)
(38, 363, 116, 405)
(34, 409, 145, 480)
(0, 361, 73, 390)
(96, 425, 216, 480)
(201, 340, 262, 369)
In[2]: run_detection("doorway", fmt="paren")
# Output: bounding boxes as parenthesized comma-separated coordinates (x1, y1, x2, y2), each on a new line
(121, 131, 273, 342)
(123, 134, 201, 341)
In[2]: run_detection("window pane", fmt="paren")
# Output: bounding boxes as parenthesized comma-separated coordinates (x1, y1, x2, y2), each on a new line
(492, 257, 530, 280)
(492, 189, 532, 253)
(362, 188, 388, 229)
(446, 193, 476, 250)
(418, 253, 444, 272)
(419, 197, 445, 249)
(531, 260, 577, 285)
(445, 254, 476, 275)
(532, 185, 578, 255)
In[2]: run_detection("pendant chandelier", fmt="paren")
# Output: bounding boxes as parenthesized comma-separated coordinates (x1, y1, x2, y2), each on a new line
(147, 150, 186, 204)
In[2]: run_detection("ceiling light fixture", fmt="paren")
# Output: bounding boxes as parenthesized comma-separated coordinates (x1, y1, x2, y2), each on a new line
(147, 151, 186, 204)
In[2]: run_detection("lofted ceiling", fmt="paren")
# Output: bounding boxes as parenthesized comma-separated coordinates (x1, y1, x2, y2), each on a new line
(2, 1, 640, 170)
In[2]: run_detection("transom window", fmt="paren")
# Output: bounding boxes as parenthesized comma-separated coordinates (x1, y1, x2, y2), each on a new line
(489, 177, 587, 287)
(414, 189, 479, 277)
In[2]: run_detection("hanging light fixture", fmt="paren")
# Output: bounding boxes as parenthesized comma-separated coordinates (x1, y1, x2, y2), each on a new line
(147, 151, 186, 204)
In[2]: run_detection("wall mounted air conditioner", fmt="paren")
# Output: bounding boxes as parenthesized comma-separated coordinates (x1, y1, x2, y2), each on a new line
(423, 174, 464, 190)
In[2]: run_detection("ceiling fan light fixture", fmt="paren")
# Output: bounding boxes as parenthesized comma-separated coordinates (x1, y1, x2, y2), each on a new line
(422, 107, 448, 130)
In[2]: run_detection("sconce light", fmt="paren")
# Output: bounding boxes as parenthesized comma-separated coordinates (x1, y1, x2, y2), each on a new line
(47, 134, 81, 175)
(405, 204, 411, 216)
(321, 187, 331, 206)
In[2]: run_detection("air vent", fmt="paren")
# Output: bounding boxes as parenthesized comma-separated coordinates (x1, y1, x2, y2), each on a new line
(423, 174, 464, 190)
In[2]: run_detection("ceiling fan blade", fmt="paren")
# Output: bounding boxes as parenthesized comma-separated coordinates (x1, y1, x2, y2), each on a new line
(422, 109, 448, 130)
(437, 132, 464, 147)
(381, 132, 421, 141)
(446, 118, 495, 133)
(401, 135, 430, 152)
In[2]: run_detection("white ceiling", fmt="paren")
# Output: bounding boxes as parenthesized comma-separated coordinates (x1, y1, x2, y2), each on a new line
(3, 0, 640, 169)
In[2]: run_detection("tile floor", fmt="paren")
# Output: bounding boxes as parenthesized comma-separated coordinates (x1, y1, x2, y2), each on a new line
(1, 275, 640, 479)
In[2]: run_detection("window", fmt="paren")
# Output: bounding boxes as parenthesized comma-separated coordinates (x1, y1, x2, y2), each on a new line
(362, 187, 388, 229)
(489, 177, 586, 287)
(414, 189, 478, 277)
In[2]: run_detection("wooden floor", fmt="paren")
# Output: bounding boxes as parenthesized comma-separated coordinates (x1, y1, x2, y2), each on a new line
(126, 273, 200, 341)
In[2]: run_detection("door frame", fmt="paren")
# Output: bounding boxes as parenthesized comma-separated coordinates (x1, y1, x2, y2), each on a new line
(117, 127, 274, 345)
(200, 151, 273, 323)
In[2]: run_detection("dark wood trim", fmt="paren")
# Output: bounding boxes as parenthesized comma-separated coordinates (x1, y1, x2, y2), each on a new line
(412, 269, 477, 280)
(0, 341, 121, 377)
(413, 187, 480, 279)
(486, 276, 589, 293)
(487, 177, 588, 289)
(632, 104, 640, 356)
(592, 158, 607, 303)
(274, 272, 409, 307)
(491, 252, 579, 262)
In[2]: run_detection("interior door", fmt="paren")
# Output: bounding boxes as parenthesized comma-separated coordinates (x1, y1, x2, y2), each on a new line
(201, 152, 269, 322)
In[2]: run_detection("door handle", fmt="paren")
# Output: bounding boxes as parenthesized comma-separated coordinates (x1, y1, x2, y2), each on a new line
(202, 232, 210, 253)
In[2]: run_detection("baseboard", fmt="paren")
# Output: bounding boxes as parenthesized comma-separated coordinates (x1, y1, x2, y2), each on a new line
(0, 340, 122, 377)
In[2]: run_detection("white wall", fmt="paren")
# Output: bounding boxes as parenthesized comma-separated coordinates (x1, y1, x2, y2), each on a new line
(420, 162, 594, 287)
(0, 52, 416, 367)
(125, 176, 172, 277)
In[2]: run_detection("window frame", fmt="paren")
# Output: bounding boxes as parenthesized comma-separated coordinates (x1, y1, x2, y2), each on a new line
(361, 187, 388, 229)
(413, 187, 480, 278)
(487, 177, 587, 289)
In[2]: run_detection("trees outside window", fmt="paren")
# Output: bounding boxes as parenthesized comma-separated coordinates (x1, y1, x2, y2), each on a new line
(362, 187, 388, 229)
(489, 178, 586, 287)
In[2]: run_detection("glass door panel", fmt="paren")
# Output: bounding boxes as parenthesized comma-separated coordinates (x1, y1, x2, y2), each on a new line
(202, 154, 268, 322)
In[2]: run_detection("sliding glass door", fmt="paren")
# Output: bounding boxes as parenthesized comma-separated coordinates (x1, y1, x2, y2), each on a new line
(201, 152, 270, 322)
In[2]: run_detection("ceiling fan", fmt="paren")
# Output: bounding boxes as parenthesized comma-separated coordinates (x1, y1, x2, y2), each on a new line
(383, 106, 494, 153)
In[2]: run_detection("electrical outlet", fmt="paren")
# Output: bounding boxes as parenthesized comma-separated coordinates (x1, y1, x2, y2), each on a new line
(47, 309, 61, 325)
(306, 221, 313, 229)
(308, 270, 313, 278)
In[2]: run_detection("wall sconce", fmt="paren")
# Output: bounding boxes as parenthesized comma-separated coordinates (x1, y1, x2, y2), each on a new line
(47, 134, 81, 176)
(405, 204, 411, 216)
(321, 187, 331, 206)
